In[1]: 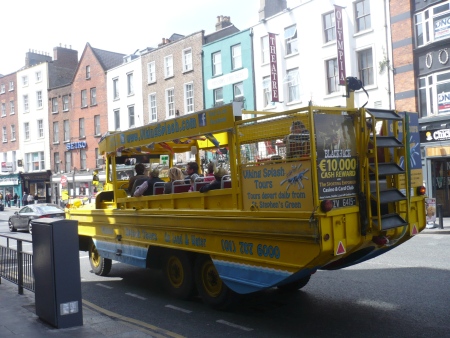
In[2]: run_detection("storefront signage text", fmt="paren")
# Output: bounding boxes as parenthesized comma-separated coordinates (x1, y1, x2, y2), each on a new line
(66, 141, 87, 150)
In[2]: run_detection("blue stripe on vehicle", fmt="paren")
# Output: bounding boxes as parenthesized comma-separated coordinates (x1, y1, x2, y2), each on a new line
(93, 240, 147, 268)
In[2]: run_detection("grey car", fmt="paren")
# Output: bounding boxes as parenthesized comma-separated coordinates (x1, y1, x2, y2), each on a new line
(8, 204, 65, 234)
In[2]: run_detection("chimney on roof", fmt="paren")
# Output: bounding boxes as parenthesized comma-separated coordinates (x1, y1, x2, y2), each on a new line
(25, 49, 52, 67)
(53, 45, 78, 69)
(158, 37, 172, 47)
(215, 15, 232, 31)
(259, 0, 287, 21)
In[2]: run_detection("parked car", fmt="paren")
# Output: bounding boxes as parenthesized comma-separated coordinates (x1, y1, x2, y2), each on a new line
(8, 204, 65, 234)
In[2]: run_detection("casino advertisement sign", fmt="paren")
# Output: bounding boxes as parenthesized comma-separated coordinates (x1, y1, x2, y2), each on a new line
(315, 114, 358, 203)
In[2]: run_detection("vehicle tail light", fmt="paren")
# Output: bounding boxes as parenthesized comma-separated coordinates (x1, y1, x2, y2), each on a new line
(372, 235, 389, 246)
(320, 200, 333, 212)
(417, 186, 426, 196)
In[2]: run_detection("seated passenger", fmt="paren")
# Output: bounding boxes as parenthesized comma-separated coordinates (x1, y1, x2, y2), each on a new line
(285, 120, 310, 158)
(204, 162, 216, 182)
(164, 167, 184, 194)
(199, 167, 228, 193)
(185, 161, 200, 184)
(132, 168, 164, 196)
(128, 163, 147, 196)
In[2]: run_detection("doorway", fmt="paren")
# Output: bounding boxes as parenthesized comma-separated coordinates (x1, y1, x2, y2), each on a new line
(431, 158, 450, 217)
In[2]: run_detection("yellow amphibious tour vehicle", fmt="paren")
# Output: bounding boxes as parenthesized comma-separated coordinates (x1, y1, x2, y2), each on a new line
(67, 78, 426, 309)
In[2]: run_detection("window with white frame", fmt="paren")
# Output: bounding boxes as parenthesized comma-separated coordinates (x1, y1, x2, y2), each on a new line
(284, 25, 298, 55)
(113, 78, 119, 99)
(164, 56, 173, 78)
(23, 95, 29, 112)
(326, 58, 339, 94)
(147, 61, 156, 83)
(261, 36, 269, 64)
(149, 93, 157, 122)
(53, 121, 59, 143)
(165, 88, 175, 117)
(64, 120, 70, 141)
(37, 119, 44, 138)
(127, 73, 134, 95)
(94, 115, 100, 135)
(63, 95, 69, 111)
(10, 101, 14, 115)
(183, 48, 193, 72)
(80, 149, 87, 170)
(65, 151, 71, 173)
(415, 2, 450, 47)
(233, 82, 244, 100)
(86, 65, 91, 79)
(262, 76, 271, 107)
(24, 122, 30, 140)
(2, 126, 6, 142)
(9, 81, 14, 91)
(51, 97, 58, 113)
(22, 76, 28, 86)
(114, 109, 120, 130)
(11, 125, 16, 141)
(79, 118, 85, 138)
(36, 91, 43, 108)
(232, 44, 242, 70)
(212, 52, 222, 76)
(1, 103, 5, 116)
(323, 11, 336, 43)
(25, 152, 45, 172)
(0, 84, 4, 93)
(184, 83, 194, 113)
(419, 75, 434, 118)
(54, 152, 60, 173)
(419, 71, 450, 117)
(128, 105, 135, 128)
(35, 71, 41, 82)
(286, 68, 300, 103)
(214, 88, 223, 106)
(90, 87, 97, 105)
(81, 89, 87, 107)
(354, 0, 371, 33)
(358, 48, 374, 86)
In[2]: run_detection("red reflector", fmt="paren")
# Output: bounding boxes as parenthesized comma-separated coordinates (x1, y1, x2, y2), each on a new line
(417, 186, 426, 195)
(321, 200, 333, 212)
(372, 235, 389, 246)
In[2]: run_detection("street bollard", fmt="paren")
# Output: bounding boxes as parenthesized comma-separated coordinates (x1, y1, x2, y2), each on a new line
(437, 204, 444, 229)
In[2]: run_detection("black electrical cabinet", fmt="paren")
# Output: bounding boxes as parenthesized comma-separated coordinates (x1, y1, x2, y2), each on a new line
(32, 218, 83, 328)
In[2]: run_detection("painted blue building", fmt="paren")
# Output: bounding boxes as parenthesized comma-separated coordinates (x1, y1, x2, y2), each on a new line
(202, 28, 255, 111)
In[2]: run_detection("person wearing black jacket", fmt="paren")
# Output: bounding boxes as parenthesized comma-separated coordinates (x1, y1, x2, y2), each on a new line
(199, 167, 228, 193)
(132, 168, 164, 196)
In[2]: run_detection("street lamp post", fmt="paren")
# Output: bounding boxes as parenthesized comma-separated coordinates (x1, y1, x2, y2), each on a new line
(72, 167, 77, 199)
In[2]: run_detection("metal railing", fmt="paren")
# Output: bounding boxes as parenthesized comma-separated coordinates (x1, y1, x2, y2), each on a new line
(0, 234, 34, 294)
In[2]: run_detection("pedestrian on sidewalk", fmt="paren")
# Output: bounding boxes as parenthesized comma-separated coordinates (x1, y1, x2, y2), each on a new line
(22, 192, 28, 206)
(13, 193, 18, 207)
(34, 193, 39, 204)
(5, 193, 10, 207)
(27, 193, 34, 205)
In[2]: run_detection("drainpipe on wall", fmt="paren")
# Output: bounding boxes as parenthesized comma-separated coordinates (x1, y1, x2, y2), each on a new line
(384, 0, 392, 110)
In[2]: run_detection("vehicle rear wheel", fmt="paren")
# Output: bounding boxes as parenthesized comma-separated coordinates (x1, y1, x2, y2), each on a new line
(89, 242, 112, 276)
(277, 275, 311, 292)
(162, 250, 196, 300)
(8, 219, 16, 232)
(194, 255, 239, 310)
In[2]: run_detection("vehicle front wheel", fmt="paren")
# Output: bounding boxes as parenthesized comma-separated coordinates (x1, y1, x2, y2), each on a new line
(8, 219, 16, 232)
(89, 242, 112, 276)
(28, 221, 33, 234)
(194, 255, 239, 310)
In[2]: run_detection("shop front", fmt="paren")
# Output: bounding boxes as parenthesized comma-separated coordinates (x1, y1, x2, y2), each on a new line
(420, 126, 450, 217)
(0, 174, 22, 207)
(19, 170, 52, 204)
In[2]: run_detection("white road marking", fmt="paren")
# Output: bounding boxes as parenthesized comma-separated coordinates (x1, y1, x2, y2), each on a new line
(96, 283, 113, 289)
(125, 292, 147, 300)
(165, 305, 192, 313)
(79, 255, 89, 259)
(216, 319, 253, 331)
(356, 299, 398, 310)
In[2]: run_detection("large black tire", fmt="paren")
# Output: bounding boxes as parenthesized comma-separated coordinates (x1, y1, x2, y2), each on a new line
(89, 242, 112, 276)
(161, 250, 196, 300)
(194, 255, 239, 310)
(8, 219, 16, 232)
(28, 221, 33, 234)
(277, 275, 311, 293)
